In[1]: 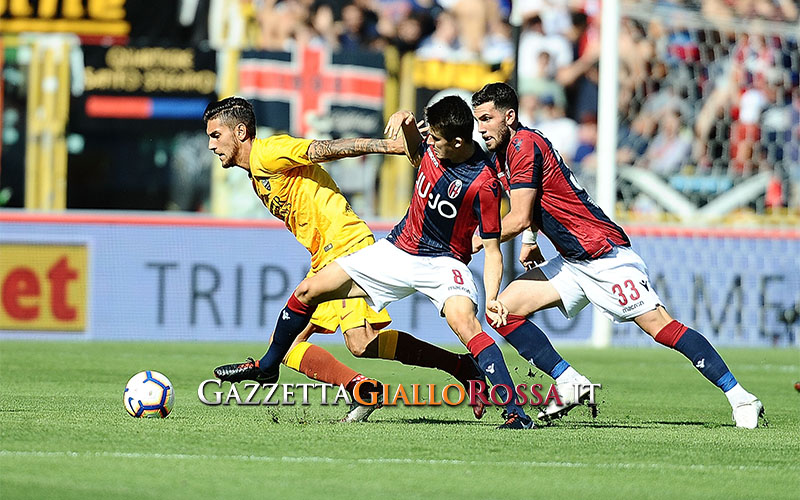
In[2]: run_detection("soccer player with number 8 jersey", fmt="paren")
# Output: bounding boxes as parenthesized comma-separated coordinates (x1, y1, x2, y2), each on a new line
(227, 95, 534, 429)
(205, 97, 487, 422)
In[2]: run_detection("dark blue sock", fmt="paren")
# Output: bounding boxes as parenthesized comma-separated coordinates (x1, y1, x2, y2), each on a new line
(656, 321, 738, 392)
(467, 333, 527, 418)
(259, 295, 316, 372)
(493, 314, 569, 379)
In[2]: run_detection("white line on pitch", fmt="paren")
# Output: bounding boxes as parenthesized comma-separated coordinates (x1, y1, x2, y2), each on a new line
(0, 450, 795, 472)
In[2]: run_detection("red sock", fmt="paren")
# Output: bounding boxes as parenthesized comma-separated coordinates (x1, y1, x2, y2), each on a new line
(466, 332, 495, 357)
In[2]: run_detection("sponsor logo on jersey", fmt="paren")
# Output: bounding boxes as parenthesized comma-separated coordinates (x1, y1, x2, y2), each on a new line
(268, 196, 292, 220)
(416, 172, 457, 219)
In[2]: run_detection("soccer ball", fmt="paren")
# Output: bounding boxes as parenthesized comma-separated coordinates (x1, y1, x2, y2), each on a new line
(124, 371, 175, 418)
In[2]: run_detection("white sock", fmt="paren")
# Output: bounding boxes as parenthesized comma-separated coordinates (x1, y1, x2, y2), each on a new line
(724, 383, 753, 407)
(555, 366, 581, 384)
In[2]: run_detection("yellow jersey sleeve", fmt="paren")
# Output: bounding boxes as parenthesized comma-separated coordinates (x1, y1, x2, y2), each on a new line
(250, 135, 314, 175)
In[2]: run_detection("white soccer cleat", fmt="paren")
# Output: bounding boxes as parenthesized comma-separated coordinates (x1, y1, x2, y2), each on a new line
(537, 376, 596, 422)
(732, 398, 764, 429)
(340, 386, 384, 423)
(340, 401, 381, 423)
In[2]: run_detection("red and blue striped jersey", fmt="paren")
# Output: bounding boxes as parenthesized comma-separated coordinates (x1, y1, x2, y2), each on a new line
(387, 143, 502, 264)
(497, 126, 630, 260)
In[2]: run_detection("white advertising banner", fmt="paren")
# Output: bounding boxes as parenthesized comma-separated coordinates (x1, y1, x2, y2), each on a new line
(1, 212, 798, 346)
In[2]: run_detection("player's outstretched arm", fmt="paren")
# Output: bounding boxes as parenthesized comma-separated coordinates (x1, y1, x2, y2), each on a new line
(307, 137, 404, 163)
(482, 237, 507, 327)
(384, 110, 424, 167)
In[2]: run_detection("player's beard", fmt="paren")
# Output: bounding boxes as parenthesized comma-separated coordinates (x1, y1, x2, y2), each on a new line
(221, 141, 241, 168)
(494, 125, 512, 152)
(484, 124, 511, 152)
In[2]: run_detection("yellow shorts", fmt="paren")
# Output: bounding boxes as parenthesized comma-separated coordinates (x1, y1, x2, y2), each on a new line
(308, 236, 392, 333)
(310, 297, 392, 333)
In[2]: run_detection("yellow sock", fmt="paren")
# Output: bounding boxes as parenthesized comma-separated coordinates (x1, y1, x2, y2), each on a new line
(284, 341, 313, 371)
(377, 329, 399, 360)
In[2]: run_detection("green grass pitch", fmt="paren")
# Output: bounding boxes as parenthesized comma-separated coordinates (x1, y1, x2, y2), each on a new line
(1, 340, 798, 499)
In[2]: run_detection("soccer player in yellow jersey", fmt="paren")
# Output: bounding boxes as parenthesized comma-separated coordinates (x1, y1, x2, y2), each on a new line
(203, 97, 485, 421)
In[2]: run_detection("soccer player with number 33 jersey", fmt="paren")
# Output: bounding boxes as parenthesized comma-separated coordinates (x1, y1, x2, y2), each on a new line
(471, 83, 764, 428)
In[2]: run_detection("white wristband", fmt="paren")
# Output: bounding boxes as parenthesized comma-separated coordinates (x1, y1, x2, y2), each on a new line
(521, 228, 538, 245)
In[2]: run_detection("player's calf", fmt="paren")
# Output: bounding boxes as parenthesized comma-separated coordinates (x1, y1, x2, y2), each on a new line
(653, 319, 764, 428)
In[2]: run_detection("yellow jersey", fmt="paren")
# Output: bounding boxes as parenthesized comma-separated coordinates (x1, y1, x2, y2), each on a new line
(249, 135, 374, 273)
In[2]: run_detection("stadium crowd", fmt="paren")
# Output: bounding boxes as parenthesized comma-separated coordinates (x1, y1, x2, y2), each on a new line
(149, 0, 798, 216)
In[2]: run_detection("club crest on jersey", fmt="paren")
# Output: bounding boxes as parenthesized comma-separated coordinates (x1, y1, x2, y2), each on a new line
(447, 179, 463, 199)
(512, 137, 522, 152)
(260, 178, 271, 191)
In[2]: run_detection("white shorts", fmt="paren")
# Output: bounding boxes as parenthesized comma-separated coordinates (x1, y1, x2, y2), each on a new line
(539, 246, 662, 323)
(336, 239, 479, 315)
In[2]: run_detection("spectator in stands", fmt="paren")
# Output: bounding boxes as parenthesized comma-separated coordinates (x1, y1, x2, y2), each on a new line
(338, 1, 381, 50)
(306, 1, 341, 48)
(450, 0, 487, 61)
(638, 109, 693, 177)
(573, 119, 598, 180)
(517, 14, 572, 83)
(390, 11, 433, 53)
(556, 14, 600, 123)
(532, 94, 580, 165)
(416, 10, 471, 61)
(703, 0, 799, 22)
(518, 52, 567, 110)
(482, 13, 514, 64)
(255, 0, 309, 50)
(617, 113, 655, 168)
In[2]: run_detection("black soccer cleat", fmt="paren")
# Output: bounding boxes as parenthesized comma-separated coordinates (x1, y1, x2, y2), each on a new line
(454, 354, 487, 420)
(214, 357, 279, 384)
(497, 411, 535, 430)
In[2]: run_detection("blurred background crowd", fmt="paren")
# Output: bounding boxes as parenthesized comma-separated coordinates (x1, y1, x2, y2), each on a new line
(2, 0, 799, 223)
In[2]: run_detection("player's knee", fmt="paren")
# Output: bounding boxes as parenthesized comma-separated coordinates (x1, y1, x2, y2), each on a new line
(346, 338, 369, 357)
(294, 278, 319, 303)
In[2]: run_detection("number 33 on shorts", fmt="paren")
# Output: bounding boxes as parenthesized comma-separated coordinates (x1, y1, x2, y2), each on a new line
(611, 279, 641, 306)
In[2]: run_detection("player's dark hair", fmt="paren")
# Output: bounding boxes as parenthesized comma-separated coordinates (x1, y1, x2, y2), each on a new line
(424, 96, 475, 141)
(471, 82, 519, 113)
(203, 96, 257, 138)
